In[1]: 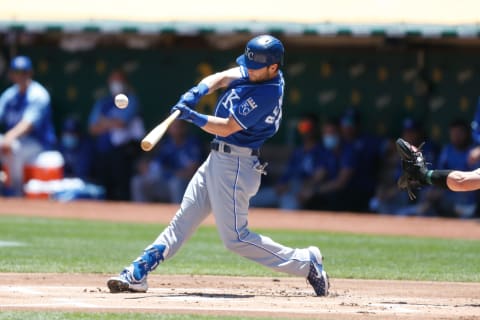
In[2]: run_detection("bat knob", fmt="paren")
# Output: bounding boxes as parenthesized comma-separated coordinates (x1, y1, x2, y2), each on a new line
(141, 140, 153, 151)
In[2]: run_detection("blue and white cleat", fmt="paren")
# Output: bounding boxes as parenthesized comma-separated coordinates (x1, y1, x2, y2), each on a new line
(307, 246, 329, 296)
(107, 263, 148, 293)
(108, 244, 166, 293)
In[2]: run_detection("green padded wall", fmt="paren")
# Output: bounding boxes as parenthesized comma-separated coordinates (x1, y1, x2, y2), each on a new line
(1, 44, 479, 144)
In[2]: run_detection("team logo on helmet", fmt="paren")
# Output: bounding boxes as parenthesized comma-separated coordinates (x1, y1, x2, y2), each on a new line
(246, 47, 255, 60)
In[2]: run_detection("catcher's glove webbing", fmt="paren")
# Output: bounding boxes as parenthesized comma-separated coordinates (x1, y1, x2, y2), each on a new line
(395, 138, 429, 200)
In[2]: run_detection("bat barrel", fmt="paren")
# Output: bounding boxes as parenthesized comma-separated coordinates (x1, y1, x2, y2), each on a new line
(140, 109, 181, 152)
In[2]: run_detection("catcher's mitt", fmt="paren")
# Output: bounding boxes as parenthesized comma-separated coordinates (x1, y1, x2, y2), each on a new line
(395, 138, 429, 200)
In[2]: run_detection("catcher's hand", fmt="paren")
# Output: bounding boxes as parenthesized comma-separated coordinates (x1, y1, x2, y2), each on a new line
(395, 138, 429, 200)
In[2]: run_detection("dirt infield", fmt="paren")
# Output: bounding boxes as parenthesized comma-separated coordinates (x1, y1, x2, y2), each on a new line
(0, 198, 479, 319)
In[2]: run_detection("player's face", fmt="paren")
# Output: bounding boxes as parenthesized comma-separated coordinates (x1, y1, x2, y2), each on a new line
(247, 64, 278, 82)
(9, 70, 32, 92)
(9, 70, 31, 85)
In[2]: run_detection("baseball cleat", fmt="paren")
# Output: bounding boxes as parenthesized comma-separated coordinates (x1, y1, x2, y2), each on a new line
(107, 264, 148, 293)
(307, 246, 329, 296)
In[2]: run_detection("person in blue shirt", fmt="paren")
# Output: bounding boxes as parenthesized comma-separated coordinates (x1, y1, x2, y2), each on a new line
(422, 119, 478, 218)
(301, 117, 356, 211)
(468, 97, 480, 165)
(397, 116, 480, 215)
(107, 35, 329, 297)
(339, 108, 386, 212)
(469, 97, 480, 146)
(250, 113, 322, 209)
(58, 116, 94, 181)
(0, 56, 57, 196)
(371, 118, 439, 215)
(88, 70, 145, 200)
(131, 120, 203, 203)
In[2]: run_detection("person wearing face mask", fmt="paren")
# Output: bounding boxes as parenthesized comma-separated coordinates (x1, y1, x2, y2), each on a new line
(250, 113, 322, 210)
(340, 108, 386, 212)
(88, 69, 145, 201)
(299, 117, 356, 211)
(58, 116, 94, 181)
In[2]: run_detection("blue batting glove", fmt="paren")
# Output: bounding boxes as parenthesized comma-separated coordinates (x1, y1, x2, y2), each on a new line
(171, 103, 208, 128)
(177, 83, 209, 109)
(171, 103, 193, 120)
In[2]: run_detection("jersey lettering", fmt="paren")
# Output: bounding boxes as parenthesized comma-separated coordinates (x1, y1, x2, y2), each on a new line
(221, 89, 241, 111)
(265, 105, 282, 133)
(265, 92, 283, 132)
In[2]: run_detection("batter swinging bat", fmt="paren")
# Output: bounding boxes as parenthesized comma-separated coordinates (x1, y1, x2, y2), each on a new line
(141, 109, 181, 151)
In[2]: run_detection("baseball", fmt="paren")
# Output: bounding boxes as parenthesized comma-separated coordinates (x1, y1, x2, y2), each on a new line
(114, 94, 129, 109)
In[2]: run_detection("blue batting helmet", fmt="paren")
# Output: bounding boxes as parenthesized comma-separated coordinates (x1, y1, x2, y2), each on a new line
(236, 35, 284, 70)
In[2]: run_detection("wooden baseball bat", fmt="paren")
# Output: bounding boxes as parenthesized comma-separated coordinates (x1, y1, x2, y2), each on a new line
(141, 109, 181, 151)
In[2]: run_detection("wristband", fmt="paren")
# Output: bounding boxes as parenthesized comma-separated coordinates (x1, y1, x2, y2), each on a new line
(190, 110, 208, 127)
(196, 83, 209, 96)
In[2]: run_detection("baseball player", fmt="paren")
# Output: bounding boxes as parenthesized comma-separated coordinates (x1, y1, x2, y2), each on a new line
(397, 137, 480, 196)
(107, 35, 329, 296)
(0, 56, 57, 196)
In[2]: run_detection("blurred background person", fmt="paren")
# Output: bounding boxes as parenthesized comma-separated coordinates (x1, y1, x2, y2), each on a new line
(370, 118, 439, 215)
(419, 119, 478, 218)
(368, 138, 406, 214)
(250, 113, 321, 210)
(88, 69, 145, 201)
(467, 96, 480, 166)
(58, 115, 94, 181)
(340, 108, 386, 212)
(400, 118, 439, 164)
(131, 119, 203, 203)
(0, 55, 57, 196)
(300, 117, 356, 211)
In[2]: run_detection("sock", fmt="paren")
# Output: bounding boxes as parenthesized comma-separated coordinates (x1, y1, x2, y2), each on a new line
(142, 244, 166, 271)
(132, 244, 166, 280)
(425, 170, 452, 189)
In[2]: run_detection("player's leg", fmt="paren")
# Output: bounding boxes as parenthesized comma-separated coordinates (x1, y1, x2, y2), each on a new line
(108, 158, 212, 292)
(207, 152, 328, 295)
(1, 137, 43, 196)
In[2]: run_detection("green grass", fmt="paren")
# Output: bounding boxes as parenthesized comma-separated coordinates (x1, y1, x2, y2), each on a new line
(1, 215, 479, 319)
(0, 215, 479, 282)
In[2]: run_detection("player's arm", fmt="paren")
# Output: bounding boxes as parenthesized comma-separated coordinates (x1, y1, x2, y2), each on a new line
(0, 101, 34, 152)
(199, 67, 243, 93)
(171, 104, 243, 137)
(201, 115, 242, 137)
(88, 101, 126, 136)
(179, 67, 244, 107)
(2, 93, 45, 148)
(315, 167, 354, 194)
(89, 117, 125, 135)
(297, 167, 327, 204)
(2, 120, 33, 146)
